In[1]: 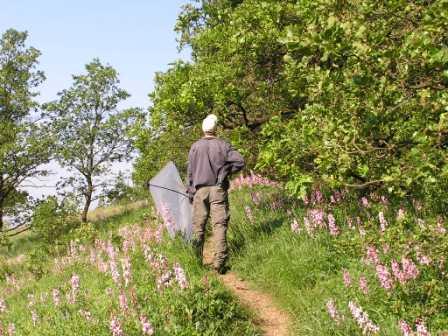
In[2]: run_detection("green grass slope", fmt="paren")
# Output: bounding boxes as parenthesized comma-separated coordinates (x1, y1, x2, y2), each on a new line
(226, 182, 447, 336)
(1, 182, 447, 335)
(0, 208, 259, 335)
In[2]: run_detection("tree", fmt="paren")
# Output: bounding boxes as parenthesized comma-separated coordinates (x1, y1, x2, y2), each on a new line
(137, 0, 448, 209)
(134, 0, 291, 181)
(257, 0, 448, 206)
(45, 59, 140, 222)
(0, 29, 51, 230)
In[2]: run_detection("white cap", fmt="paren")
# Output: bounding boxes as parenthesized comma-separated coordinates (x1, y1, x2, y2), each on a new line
(202, 114, 218, 133)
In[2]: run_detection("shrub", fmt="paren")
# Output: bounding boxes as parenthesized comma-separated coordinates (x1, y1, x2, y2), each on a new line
(31, 196, 80, 244)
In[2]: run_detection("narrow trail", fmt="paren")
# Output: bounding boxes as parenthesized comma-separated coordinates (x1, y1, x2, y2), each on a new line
(204, 242, 291, 336)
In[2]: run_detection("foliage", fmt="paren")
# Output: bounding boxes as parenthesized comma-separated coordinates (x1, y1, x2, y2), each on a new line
(31, 196, 80, 244)
(256, 0, 448, 206)
(44, 59, 142, 222)
(0, 28, 52, 229)
(0, 233, 11, 251)
(133, 0, 293, 181)
(136, 0, 448, 209)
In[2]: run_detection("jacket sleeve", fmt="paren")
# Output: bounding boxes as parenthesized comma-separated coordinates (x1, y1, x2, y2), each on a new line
(187, 147, 194, 192)
(226, 145, 245, 173)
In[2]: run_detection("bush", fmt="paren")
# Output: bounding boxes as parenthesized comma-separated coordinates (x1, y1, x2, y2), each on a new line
(31, 196, 80, 244)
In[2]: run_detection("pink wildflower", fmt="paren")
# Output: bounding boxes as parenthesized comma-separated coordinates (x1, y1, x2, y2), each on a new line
(119, 291, 129, 313)
(303, 217, 314, 236)
(417, 219, 425, 229)
(157, 271, 174, 290)
(308, 209, 325, 228)
(361, 197, 370, 208)
(391, 257, 420, 284)
(348, 301, 379, 334)
(250, 192, 261, 206)
(436, 217, 446, 234)
(397, 208, 406, 221)
(327, 214, 340, 236)
(399, 320, 412, 336)
(359, 276, 369, 295)
(347, 217, 355, 230)
(415, 319, 431, 336)
(79, 309, 93, 322)
(52, 289, 61, 306)
(401, 257, 420, 281)
(378, 212, 388, 233)
(7, 324, 14, 336)
(155, 224, 164, 243)
(69, 274, 80, 304)
(382, 244, 390, 254)
(376, 264, 394, 290)
(391, 260, 406, 284)
(31, 310, 38, 326)
(244, 206, 254, 223)
(342, 269, 351, 287)
(315, 190, 324, 204)
(0, 298, 6, 313)
(359, 225, 366, 237)
(140, 315, 154, 335)
(365, 246, 380, 265)
(173, 263, 189, 289)
(416, 251, 431, 266)
(160, 202, 176, 235)
(326, 299, 343, 325)
(109, 259, 121, 285)
(291, 219, 301, 233)
(110, 316, 124, 336)
(121, 257, 132, 288)
(122, 237, 134, 255)
(303, 194, 310, 206)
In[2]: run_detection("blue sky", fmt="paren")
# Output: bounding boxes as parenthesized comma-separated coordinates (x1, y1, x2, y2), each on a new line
(0, 0, 191, 108)
(0, 1, 192, 202)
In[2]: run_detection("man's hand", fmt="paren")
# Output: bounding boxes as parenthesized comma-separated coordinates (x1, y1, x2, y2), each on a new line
(186, 186, 195, 204)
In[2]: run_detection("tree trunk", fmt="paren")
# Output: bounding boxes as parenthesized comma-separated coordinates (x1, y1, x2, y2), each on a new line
(0, 176, 3, 231)
(81, 178, 93, 223)
(0, 205, 3, 232)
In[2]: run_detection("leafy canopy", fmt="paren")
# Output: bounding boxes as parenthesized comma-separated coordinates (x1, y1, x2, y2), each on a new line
(45, 59, 141, 221)
(0, 29, 51, 229)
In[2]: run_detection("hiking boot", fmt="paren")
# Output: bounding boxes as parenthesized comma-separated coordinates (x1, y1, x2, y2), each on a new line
(213, 264, 230, 275)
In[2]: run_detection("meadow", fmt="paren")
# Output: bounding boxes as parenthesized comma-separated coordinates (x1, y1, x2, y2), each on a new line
(1, 174, 447, 335)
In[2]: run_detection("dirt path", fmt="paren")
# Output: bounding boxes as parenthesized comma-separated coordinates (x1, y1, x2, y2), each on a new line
(204, 242, 291, 336)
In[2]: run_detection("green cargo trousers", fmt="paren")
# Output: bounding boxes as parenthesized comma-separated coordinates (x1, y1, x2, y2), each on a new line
(192, 186, 230, 270)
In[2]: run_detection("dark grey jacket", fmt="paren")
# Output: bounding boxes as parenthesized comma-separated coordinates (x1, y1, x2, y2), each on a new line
(187, 136, 245, 192)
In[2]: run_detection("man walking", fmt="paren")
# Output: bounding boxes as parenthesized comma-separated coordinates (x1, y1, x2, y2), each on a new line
(187, 114, 245, 273)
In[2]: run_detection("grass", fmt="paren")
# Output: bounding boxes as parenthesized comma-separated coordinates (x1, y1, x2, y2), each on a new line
(86, 200, 149, 222)
(225, 186, 447, 335)
(1, 186, 447, 335)
(0, 204, 260, 335)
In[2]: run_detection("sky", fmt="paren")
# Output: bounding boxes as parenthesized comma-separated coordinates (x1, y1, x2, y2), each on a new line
(0, 0, 191, 203)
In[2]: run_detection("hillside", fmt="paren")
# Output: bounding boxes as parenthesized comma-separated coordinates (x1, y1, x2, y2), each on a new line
(0, 205, 259, 335)
(1, 178, 447, 335)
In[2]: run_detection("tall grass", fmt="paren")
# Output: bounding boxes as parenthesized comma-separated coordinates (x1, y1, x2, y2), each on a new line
(0, 206, 259, 335)
(226, 186, 447, 335)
